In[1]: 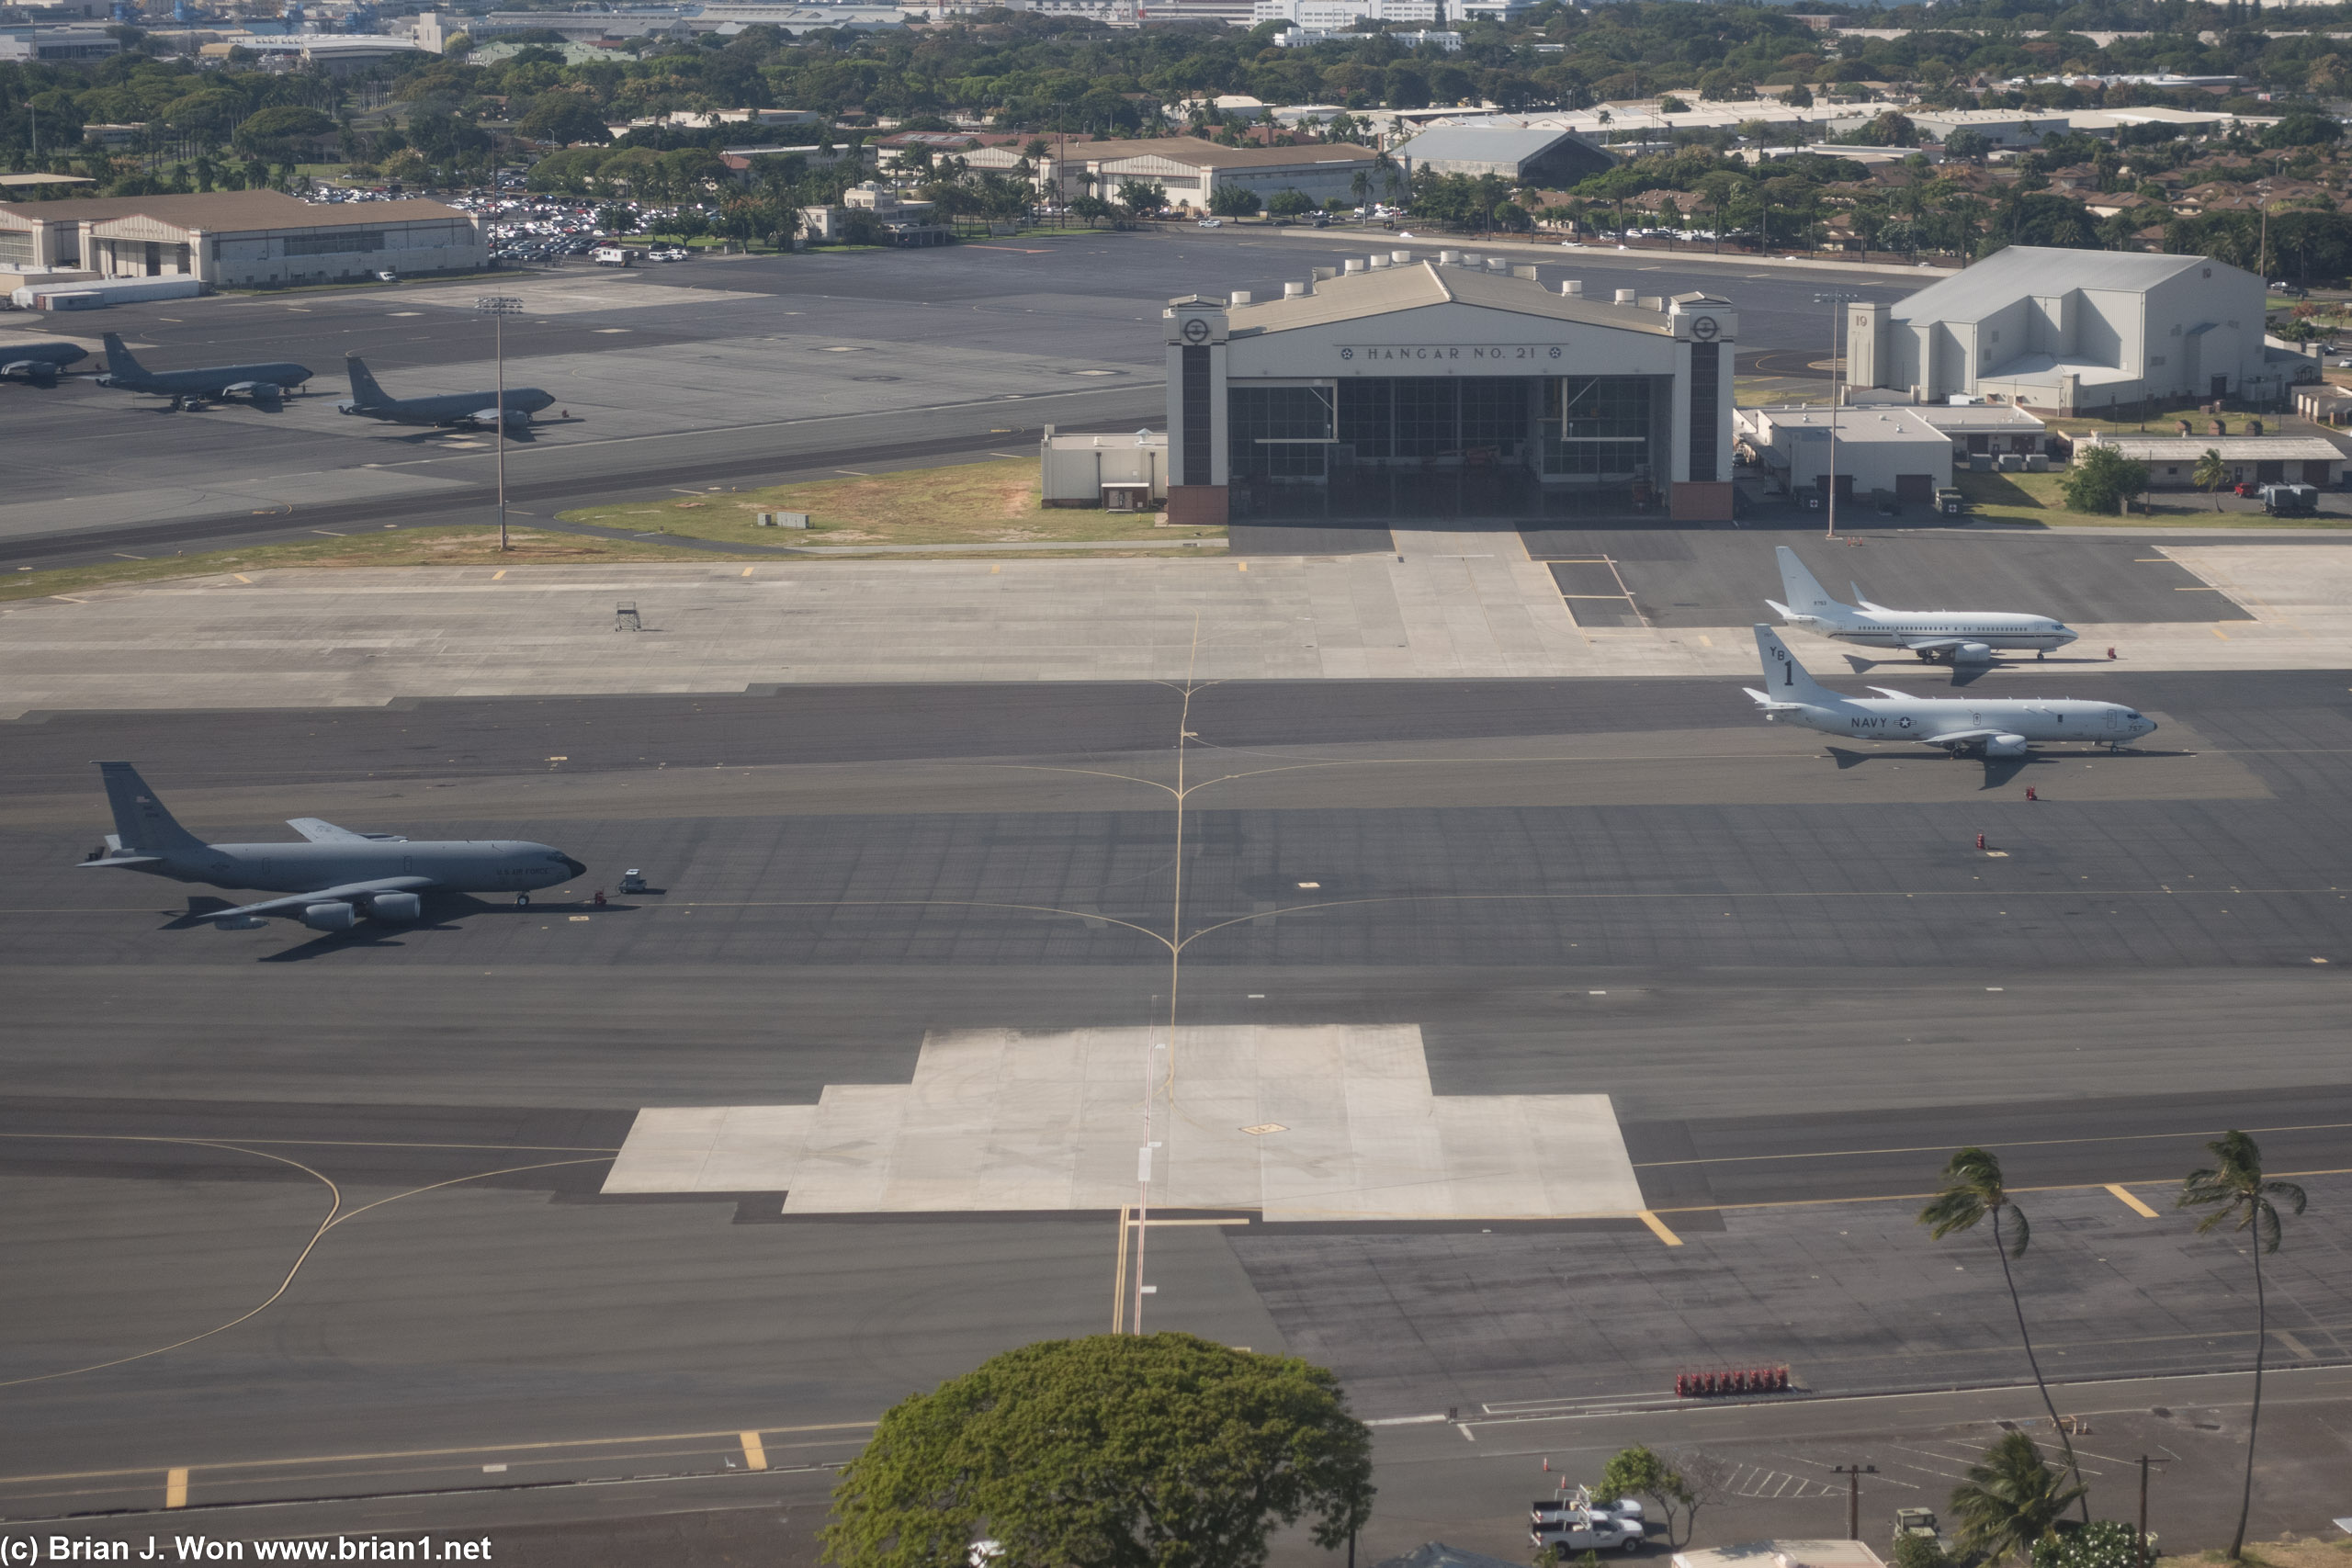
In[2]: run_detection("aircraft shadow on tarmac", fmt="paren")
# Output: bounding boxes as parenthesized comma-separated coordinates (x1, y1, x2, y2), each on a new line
(1838, 653, 2120, 689)
(1824, 745, 2174, 790)
(165, 893, 638, 961)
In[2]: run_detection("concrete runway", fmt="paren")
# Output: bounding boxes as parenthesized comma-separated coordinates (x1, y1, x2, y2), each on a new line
(0, 673, 2347, 1542)
(0, 231, 1924, 570)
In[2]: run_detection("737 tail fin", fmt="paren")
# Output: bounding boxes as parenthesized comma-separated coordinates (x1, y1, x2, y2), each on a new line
(99, 332, 146, 382)
(345, 354, 390, 408)
(1774, 545, 1851, 619)
(1754, 624, 1835, 704)
(96, 761, 205, 853)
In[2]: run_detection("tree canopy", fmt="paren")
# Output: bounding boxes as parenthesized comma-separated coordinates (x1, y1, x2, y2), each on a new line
(821, 1333, 1374, 1568)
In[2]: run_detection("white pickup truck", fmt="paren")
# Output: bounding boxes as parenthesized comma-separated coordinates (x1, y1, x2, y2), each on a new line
(1530, 1498, 1647, 1555)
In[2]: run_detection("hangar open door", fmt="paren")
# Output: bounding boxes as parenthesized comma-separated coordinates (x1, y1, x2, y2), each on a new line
(1227, 373, 1673, 522)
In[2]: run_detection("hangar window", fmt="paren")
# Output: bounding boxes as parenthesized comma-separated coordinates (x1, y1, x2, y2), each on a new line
(1542, 376, 1652, 479)
(0, 229, 35, 266)
(285, 230, 385, 255)
(1230, 383, 1336, 479)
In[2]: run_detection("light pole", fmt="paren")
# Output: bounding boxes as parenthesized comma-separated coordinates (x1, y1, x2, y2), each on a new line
(1815, 291, 1856, 539)
(475, 295, 522, 550)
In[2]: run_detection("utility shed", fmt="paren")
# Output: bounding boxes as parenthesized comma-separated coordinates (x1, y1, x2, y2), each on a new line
(1736, 404, 1952, 503)
(2077, 433, 2346, 489)
(1040, 427, 1169, 508)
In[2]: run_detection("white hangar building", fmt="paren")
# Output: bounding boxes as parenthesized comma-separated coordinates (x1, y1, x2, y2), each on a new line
(1844, 245, 2312, 415)
(1162, 251, 1736, 525)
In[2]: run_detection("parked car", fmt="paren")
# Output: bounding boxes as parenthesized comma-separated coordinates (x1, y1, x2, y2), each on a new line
(1196, 218, 1223, 228)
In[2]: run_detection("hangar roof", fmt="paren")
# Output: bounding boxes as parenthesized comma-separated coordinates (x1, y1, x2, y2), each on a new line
(1391, 124, 1594, 171)
(1888, 244, 2215, 324)
(1218, 260, 1692, 338)
(0, 189, 469, 233)
(2086, 434, 2346, 462)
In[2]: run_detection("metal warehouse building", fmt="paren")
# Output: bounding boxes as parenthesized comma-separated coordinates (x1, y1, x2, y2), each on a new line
(1161, 251, 1736, 525)
(0, 189, 484, 291)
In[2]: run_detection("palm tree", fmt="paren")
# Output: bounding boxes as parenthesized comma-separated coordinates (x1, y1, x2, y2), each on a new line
(1919, 1149, 2088, 1520)
(1949, 1431, 2089, 1564)
(2179, 1130, 2307, 1561)
(2193, 448, 2229, 510)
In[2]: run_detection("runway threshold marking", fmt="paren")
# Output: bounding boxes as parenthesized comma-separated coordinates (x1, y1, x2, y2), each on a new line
(739, 1432, 769, 1472)
(1636, 1210, 1683, 1247)
(165, 1468, 187, 1509)
(2106, 1183, 2162, 1218)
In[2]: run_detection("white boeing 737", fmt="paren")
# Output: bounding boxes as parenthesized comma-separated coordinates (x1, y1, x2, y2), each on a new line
(1766, 546, 2075, 663)
(1746, 625, 2155, 758)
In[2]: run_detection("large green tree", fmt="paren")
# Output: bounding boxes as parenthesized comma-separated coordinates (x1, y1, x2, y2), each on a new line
(1918, 1149, 2088, 1517)
(822, 1333, 1374, 1568)
(1949, 1431, 2088, 1565)
(2179, 1131, 2307, 1561)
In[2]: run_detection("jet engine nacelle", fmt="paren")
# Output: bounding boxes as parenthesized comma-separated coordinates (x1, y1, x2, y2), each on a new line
(302, 901, 357, 931)
(1955, 641, 1993, 663)
(1984, 733, 2030, 759)
(4, 360, 58, 387)
(369, 892, 422, 922)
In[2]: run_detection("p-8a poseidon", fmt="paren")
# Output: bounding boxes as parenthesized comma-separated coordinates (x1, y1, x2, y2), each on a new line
(81, 762, 585, 931)
(1745, 626, 2154, 758)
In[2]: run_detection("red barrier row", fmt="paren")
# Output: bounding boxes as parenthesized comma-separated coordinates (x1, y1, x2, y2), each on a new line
(1675, 1366, 1790, 1397)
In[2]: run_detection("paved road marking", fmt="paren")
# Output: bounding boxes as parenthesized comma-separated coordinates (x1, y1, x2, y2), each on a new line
(1238, 561, 1248, 571)
(2106, 1183, 2160, 1218)
(165, 1469, 187, 1508)
(1637, 1210, 1683, 1247)
(739, 1432, 768, 1472)
(2214, 626, 2231, 639)
(232, 574, 252, 583)
(741, 567, 754, 577)
(491, 570, 506, 581)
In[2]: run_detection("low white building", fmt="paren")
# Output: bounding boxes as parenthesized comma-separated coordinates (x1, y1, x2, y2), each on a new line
(1164, 253, 1738, 526)
(1736, 404, 1952, 504)
(1847, 246, 2314, 415)
(0, 189, 483, 290)
(2078, 434, 2345, 490)
(970, 135, 1380, 211)
(1904, 401, 2047, 457)
(1040, 427, 1168, 508)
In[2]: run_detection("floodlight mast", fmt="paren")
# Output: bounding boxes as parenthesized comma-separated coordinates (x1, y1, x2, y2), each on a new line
(1816, 291, 1857, 539)
(476, 295, 524, 550)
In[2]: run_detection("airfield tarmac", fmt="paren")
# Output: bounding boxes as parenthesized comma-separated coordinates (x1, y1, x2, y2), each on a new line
(3, 235, 2349, 1558)
(0, 229, 1929, 569)
(3, 660, 2351, 1541)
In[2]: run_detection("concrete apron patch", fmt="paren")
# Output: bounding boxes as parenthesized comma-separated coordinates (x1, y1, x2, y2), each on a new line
(600, 1023, 1645, 1223)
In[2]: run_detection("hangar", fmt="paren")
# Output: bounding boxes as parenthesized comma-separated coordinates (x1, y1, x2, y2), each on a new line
(0, 189, 483, 291)
(1162, 251, 1736, 525)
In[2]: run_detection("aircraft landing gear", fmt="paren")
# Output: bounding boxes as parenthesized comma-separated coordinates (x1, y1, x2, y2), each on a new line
(514, 892, 531, 907)
(2037, 650, 2047, 660)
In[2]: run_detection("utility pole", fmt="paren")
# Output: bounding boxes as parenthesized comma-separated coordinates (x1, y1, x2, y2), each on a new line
(2137, 1455, 2169, 1568)
(474, 295, 522, 550)
(1832, 1464, 1877, 1541)
(1815, 291, 1856, 539)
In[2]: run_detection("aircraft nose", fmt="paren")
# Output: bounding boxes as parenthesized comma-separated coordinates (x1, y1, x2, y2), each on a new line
(561, 856, 586, 878)
(2055, 626, 2077, 644)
